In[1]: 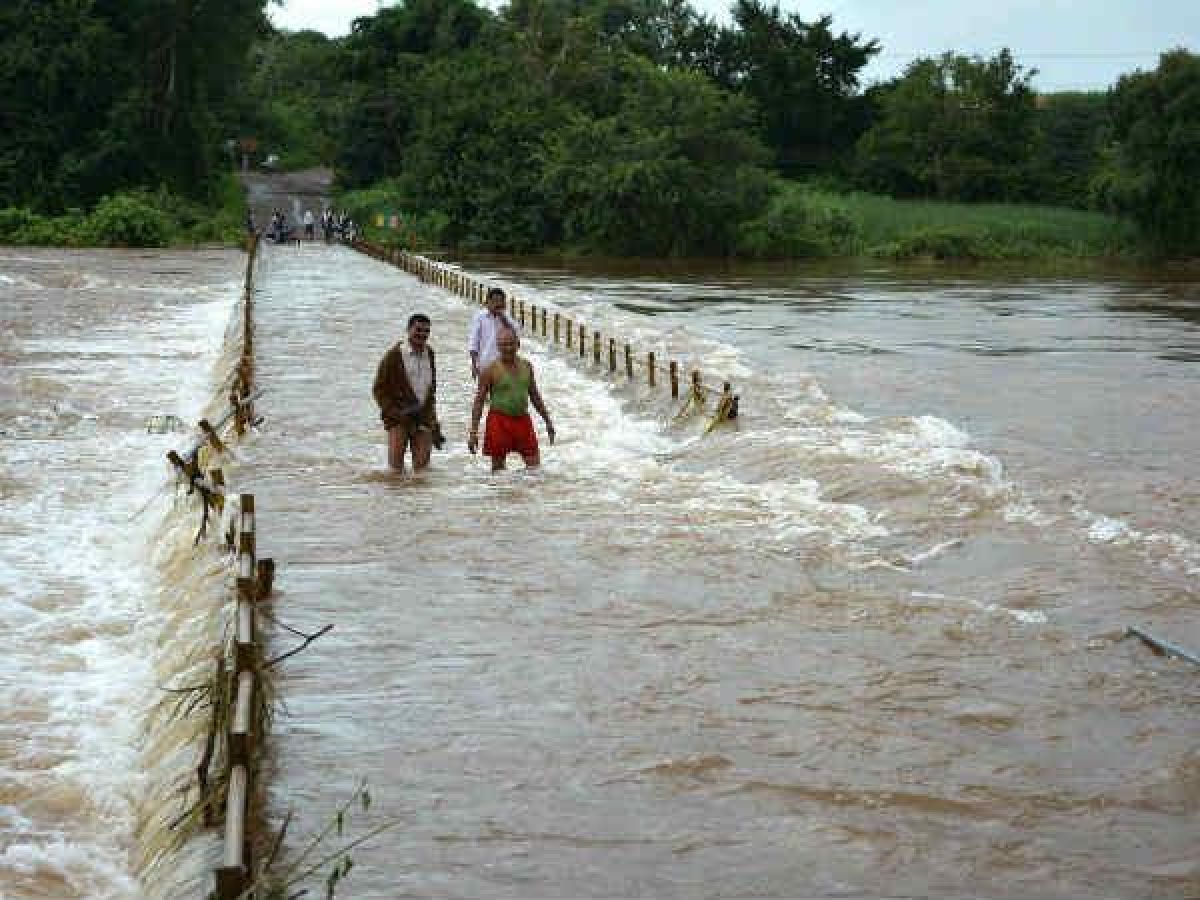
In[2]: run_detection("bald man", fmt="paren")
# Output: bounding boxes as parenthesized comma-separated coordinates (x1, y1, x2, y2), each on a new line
(468, 328, 554, 471)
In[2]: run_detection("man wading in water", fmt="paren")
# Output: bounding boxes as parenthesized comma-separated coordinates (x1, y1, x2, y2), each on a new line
(373, 313, 443, 473)
(468, 328, 554, 471)
(468, 286, 517, 380)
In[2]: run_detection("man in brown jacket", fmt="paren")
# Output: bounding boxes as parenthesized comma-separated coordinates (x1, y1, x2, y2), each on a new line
(372, 313, 440, 472)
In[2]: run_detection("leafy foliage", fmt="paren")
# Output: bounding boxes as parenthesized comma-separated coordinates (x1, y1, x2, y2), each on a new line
(83, 192, 173, 247)
(736, 182, 859, 258)
(539, 58, 771, 255)
(1091, 49, 1200, 255)
(712, 1, 879, 175)
(854, 50, 1039, 202)
(1030, 91, 1109, 208)
(0, 0, 269, 214)
(0, 0, 1185, 256)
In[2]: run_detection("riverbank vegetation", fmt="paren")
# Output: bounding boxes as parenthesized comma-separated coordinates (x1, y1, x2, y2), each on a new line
(0, 177, 247, 248)
(1, 0, 1196, 258)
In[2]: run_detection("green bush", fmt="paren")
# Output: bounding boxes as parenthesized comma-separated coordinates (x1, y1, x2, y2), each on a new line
(736, 184, 859, 258)
(0, 207, 89, 246)
(182, 175, 246, 243)
(84, 192, 173, 247)
(1, 181, 246, 247)
(337, 180, 454, 249)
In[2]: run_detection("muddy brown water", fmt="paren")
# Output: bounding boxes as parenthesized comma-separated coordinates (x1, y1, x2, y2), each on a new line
(243, 243, 1197, 898)
(1, 218, 1196, 898)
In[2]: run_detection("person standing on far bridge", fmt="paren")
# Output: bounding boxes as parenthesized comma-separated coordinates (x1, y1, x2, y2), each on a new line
(468, 328, 554, 471)
(373, 314, 441, 473)
(468, 287, 518, 380)
(303, 209, 315, 240)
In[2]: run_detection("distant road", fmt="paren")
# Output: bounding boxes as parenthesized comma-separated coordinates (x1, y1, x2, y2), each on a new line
(240, 168, 333, 229)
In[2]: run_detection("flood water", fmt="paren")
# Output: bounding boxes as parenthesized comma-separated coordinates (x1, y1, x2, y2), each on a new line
(1, 248, 240, 898)
(2, 240, 1197, 898)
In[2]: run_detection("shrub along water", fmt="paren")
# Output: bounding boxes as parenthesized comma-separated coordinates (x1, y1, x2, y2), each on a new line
(733, 181, 1138, 261)
(0, 177, 246, 248)
(347, 174, 1139, 262)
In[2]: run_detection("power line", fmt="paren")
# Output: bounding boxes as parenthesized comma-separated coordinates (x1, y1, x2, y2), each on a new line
(874, 51, 1163, 59)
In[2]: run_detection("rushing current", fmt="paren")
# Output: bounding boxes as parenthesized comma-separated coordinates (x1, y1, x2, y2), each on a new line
(2, 235, 1197, 898)
(1, 248, 241, 898)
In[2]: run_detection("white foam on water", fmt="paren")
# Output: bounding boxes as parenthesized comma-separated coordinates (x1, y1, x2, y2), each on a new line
(908, 590, 1049, 625)
(1003, 496, 1060, 527)
(907, 538, 964, 566)
(968, 599, 1050, 625)
(1077, 507, 1200, 577)
(0, 274, 238, 898)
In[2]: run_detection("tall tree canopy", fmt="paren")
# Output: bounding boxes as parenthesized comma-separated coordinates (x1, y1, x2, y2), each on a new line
(1092, 49, 1200, 255)
(0, 0, 270, 212)
(854, 49, 1039, 201)
(710, 1, 879, 175)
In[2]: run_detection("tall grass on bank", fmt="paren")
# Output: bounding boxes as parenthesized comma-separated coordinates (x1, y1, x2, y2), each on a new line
(737, 181, 1139, 261)
(337, 175, 1139, 262)
(0, 175, 246, 248)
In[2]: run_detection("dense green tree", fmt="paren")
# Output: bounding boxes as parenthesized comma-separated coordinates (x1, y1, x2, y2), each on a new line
(389, 46, 567, 249)
(239, 29, 349, 169)
(1030, 91, 1109, 208)
(334, 0, 494, 187)
(710, 1, 879, 175)
(1092, 49, 1200, 255)
(0, 0, 269, 212)
(854, 49, 1039, 201)
(540, 55, 770, 254)
(0, 1, 124, 210)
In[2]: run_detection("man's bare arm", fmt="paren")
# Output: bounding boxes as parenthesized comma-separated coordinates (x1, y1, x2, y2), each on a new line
(467, 369, 493, 453)
(528, 366, 555, 444)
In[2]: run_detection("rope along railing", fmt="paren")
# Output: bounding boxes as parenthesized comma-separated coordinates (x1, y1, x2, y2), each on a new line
(160, 234, 274, 900)
(352, 240, 740, 433)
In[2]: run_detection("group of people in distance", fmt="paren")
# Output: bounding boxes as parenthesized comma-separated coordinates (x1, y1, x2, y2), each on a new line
(252, 208, 357, 244)
(372, 287, 555, 475)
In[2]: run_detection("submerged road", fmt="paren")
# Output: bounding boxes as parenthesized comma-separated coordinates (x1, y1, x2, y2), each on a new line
(233, 236, 1197, 899)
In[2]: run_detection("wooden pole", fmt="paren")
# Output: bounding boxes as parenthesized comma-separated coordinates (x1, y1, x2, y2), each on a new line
(579, 324, 586, 359)
(648, 351, 656, 387)
(669, 361, 679, 399)
(228, 670, 255, 765)
(566, 319, 573, 349)
(608, 338, 616, 373)
(624, 343, 633, 378)
(540, 308, 547, 337)
(554, 313, 560, 343)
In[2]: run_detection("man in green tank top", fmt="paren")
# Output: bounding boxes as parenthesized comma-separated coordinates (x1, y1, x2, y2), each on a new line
(468, 328, 555, 471)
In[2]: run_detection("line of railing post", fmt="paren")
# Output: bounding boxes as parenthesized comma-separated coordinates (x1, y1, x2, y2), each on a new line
(215, 492, 258, 900)
(348, 247, 739, 422)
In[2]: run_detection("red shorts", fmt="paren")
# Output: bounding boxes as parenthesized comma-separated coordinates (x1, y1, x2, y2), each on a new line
(483, 410, 539, 459)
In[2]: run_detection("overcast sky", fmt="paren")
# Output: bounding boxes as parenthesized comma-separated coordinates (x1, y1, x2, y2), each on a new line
(268, 0, 1199, 91)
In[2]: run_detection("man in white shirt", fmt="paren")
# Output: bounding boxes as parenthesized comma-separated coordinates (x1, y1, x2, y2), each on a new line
(468, 287, 518, 380)
(372, 314, 440, 472)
